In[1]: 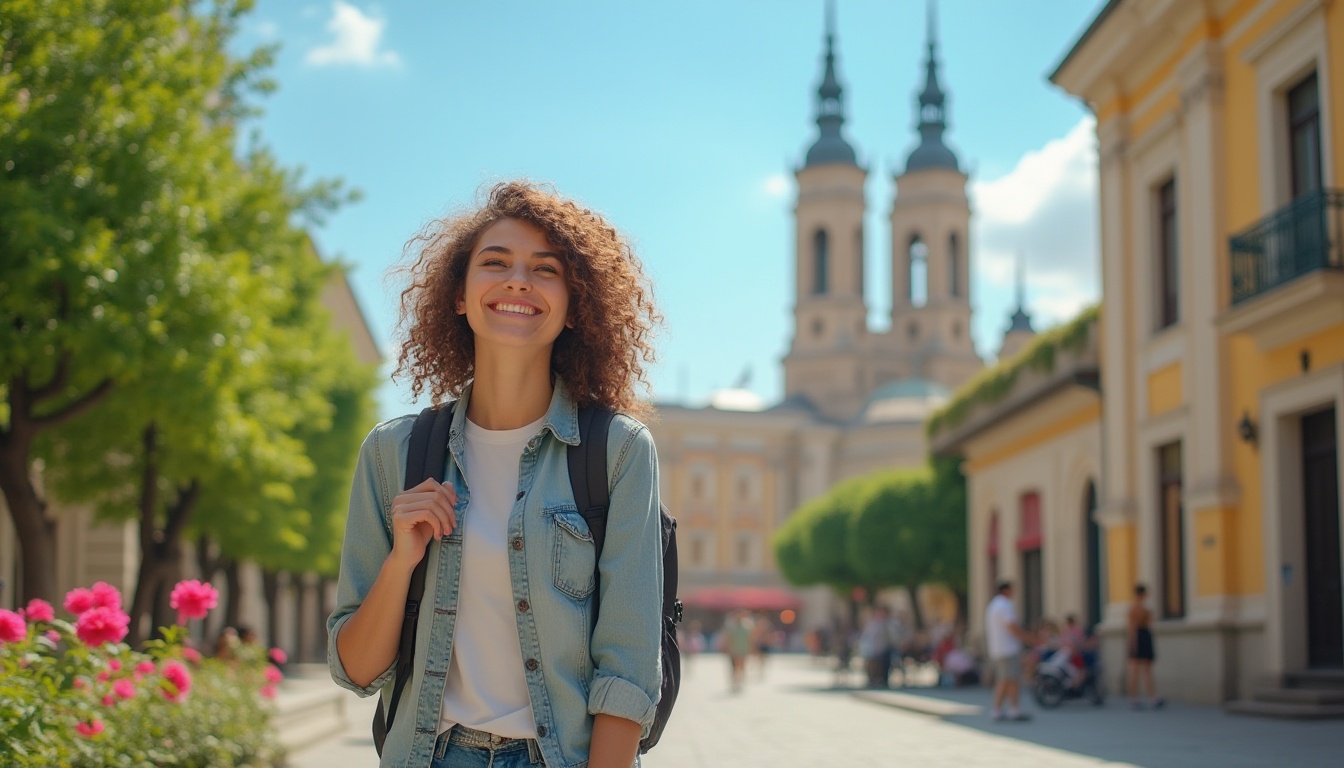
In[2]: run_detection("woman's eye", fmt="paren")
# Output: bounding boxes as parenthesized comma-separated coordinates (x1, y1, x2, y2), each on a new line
(482, 258, 506, 267)
(535, 264, 559, 275)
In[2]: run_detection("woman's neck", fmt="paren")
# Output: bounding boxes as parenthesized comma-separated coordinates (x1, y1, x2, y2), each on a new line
(467, 348, 555, 430)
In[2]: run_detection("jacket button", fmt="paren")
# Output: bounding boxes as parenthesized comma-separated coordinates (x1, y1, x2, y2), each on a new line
(517, 600, 530, 613)
(511, 538, 524, 551)
(536, 725, 548, 738)
(526, 658, 539, 671)
(515, 491, 525, 501)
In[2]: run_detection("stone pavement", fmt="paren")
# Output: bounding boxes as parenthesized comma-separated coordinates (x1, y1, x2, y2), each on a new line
(279, 653, 1344, 767)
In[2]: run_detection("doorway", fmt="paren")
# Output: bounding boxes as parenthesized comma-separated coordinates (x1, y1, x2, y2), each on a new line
(1302, 406, 1342, 668)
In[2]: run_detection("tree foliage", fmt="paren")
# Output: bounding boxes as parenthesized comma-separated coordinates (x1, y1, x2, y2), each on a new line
(0, 0, 370, 614)
(774, 458, 969, 622)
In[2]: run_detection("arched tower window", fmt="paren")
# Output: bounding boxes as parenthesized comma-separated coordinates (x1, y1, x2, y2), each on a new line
(855, 225, 864, 295)
(909, 235, 928, 307)
(949, 232, 961, 298)
(813, 229, 829, 295)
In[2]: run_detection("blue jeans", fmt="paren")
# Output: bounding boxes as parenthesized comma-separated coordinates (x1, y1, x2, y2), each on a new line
(432, 725, 545, 768)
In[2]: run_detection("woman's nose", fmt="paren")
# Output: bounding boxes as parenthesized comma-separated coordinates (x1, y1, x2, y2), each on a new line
(504, 265, 532, 290)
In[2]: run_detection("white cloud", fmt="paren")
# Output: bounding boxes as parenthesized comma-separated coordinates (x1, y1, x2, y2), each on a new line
(970, 116, 1100, 333)
(762, 173, 791, 198)
(254, 20, 279, 39)
(305, 2, 400, 68)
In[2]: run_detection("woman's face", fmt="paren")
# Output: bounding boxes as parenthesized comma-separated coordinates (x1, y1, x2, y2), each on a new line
(458, 217, 571, 354)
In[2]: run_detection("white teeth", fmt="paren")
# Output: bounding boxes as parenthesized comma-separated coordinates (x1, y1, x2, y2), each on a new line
(494, 302, 539, 316)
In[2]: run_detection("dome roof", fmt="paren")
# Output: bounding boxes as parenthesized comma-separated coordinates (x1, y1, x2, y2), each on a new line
(806, 135, 858, 166)
(860, 377, 950, 424)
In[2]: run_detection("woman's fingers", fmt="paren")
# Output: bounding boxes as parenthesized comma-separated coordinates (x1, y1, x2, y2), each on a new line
(393, 480, 458, 538)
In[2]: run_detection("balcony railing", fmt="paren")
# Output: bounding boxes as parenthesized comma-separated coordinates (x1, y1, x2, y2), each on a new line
(1229, 188, 1344, 305)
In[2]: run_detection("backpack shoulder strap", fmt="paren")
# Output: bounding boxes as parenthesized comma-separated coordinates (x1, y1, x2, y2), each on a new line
(377, 402, 453, 751)
(570, 406, 616, 560)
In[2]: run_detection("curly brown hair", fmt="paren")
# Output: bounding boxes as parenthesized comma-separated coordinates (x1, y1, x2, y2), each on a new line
(394, 180, 660, 419)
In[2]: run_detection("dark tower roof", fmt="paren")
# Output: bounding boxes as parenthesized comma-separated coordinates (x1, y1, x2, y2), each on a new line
(904, 0, 961, 174)
(1007, 252, 1035, 333)
(804, 1, 859, 168)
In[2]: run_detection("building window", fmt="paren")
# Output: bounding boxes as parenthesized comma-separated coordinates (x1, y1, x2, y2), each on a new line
(1018, 492, 1044, 631)
(689, 463, 715, 503)
(1158, 442, 1186, 619)
(1156, 178, 1179, 330)
(735, 533, 758, 570)
(909, 236, 928, 307)
(1288, 71, 1322, 199)
(813, 229, 829, 295)
(949, 232, 961, 298)
(812, 318, 824, 339)
(689, 530, 716, 571)
(855, 226, 864, 295)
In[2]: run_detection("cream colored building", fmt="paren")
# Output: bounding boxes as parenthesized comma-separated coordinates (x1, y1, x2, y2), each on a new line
(0, 240, 380, 662)
(930, 310, 1102, 648)
(649, 10, 983, 631)
(929, 0, 1344, 711)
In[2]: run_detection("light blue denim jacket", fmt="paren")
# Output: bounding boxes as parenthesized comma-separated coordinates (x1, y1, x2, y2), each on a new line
(327, 380, 664, 768)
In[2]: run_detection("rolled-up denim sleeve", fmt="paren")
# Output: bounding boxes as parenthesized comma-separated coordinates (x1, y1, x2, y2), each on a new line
(327, 422, 399, 697)
(586, 418, 664, 732)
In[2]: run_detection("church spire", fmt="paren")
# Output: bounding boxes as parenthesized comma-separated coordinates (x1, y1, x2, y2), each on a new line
(804, 0, 858, 167)
(904, 0, 960, 173)
(1008, 252, 1034, 333)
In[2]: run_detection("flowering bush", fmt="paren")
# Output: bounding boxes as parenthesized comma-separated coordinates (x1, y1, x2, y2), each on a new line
(0, 581, 285, 767)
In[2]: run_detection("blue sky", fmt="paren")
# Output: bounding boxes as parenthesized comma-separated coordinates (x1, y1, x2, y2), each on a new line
(241, 0, 1106, 420)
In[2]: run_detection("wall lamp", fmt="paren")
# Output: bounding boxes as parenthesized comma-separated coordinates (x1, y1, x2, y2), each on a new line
(1237, 411, 1258, 446)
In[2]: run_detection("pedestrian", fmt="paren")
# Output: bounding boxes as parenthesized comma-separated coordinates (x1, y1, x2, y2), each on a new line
(723, 609, 754, 693)
(1126, 584, 1165, 710)
(750, 611, 774, 680)
(327, 181, 665, 768)
(858, 605, 895, 689)
(985, 580, 1032, 721)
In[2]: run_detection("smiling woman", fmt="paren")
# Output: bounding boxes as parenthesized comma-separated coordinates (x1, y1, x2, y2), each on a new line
(329, 180, 668, 768)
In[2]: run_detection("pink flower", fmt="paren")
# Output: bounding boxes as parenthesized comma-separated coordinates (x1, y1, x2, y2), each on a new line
(181, 647, 203, 665)
(136, 660, 156, 675)
(107, 659, 122, 672)
(96, 670, 111, 683)
(259, 683, 278, 700)
(101, 693, 115, 706)
(64, 588, 95, 615)
(75, 607, 130, 647)
(264, 665, 283, 684)
(76, 720, 105, 738)
(168, 580, 218, 623)
(44, 630, 61, 644)
(268, 647, 287, 665)
(73, 677, 87, 690)
(113, 679, 136, 700)
(24, 599, 55, 623)
(90, 582, 122, 611)
(161, 660, 192, 702)
(0, 609, 26, 643)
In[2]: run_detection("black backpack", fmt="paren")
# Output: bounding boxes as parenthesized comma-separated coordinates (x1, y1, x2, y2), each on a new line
(372, 403, 681, 757)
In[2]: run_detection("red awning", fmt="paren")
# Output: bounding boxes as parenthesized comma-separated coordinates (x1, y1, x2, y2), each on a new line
(681, 586, 803, 612)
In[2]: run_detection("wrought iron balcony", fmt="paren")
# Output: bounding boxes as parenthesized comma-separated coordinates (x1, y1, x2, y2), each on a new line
(1230, 189, 1344, 305)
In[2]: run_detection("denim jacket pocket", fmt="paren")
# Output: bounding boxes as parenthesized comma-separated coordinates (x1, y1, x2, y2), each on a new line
(548, 507, 597, 600)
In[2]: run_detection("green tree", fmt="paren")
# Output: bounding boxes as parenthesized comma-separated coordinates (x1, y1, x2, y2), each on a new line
(0, 0, 284, 602)
(774, 475, 873, 595)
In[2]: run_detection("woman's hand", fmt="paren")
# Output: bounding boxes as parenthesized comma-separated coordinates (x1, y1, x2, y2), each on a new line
(389, 478, 458, 568)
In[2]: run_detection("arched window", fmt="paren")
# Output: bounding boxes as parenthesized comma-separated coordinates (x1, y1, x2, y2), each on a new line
(909, 235, 928, 307)
(813, 229, 829, 295)
(949, 232, 961, 298)
(855, 225, 865, 295)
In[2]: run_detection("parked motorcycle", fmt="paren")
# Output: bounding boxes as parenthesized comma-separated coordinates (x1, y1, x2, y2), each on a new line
(1032, 648, 1105, 708)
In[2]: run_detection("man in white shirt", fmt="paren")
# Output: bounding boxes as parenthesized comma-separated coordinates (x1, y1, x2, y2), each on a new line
(985, 580, 1031, 721)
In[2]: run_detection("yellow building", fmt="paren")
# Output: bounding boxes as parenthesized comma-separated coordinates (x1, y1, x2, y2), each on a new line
(989, 0, 1344, 709)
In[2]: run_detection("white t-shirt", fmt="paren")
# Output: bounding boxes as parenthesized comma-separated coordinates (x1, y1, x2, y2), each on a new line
(438, 416, 543, 738)
(985, 594, 1022, 660)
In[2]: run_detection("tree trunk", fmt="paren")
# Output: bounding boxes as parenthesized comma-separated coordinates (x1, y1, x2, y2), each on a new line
(128, 423, 199, 646)
(223, 559, 242, 630)
(906, 584, 926, 630)
(261, 568, 281, 650)
(0, 366, 113, 603)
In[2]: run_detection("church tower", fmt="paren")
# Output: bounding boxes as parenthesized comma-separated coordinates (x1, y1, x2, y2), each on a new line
(887, 1, 981, 391)
(998, 253, 1037, 360)
(783, 2, 870, 421)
